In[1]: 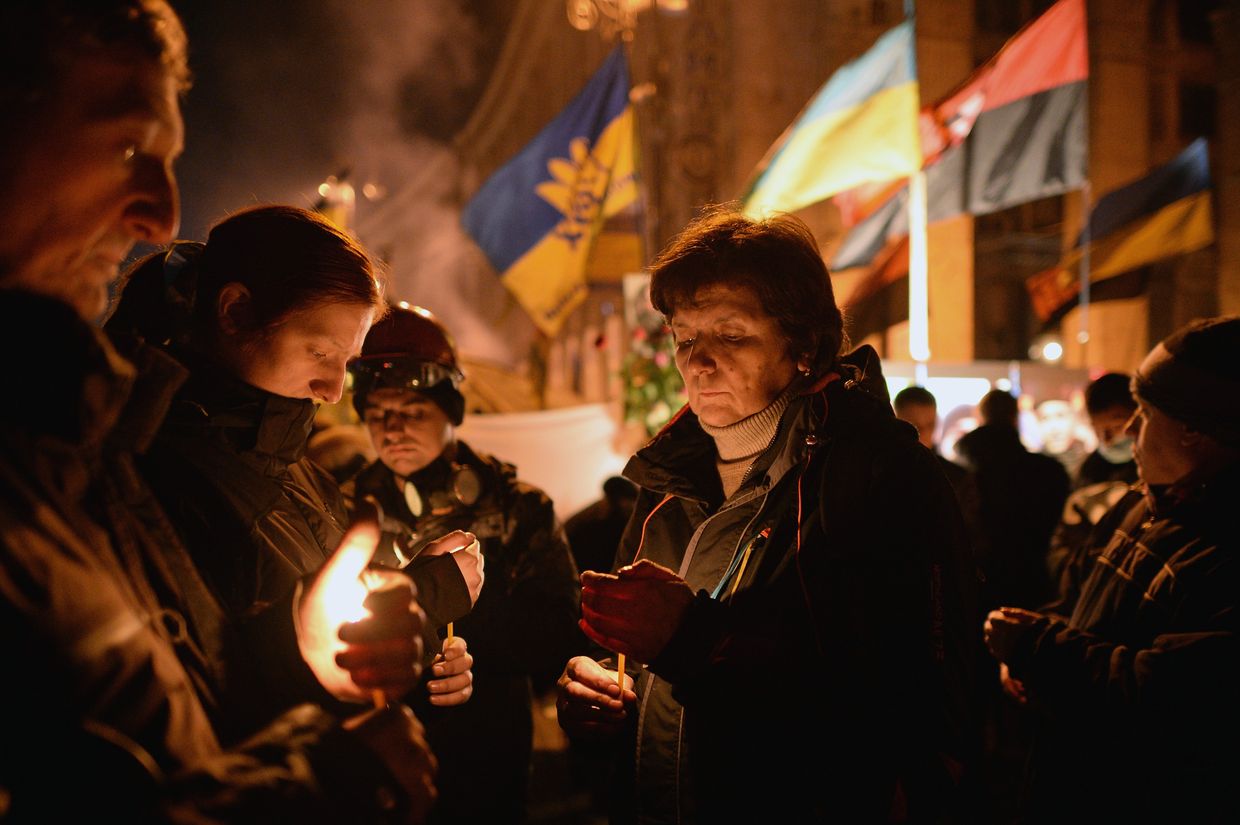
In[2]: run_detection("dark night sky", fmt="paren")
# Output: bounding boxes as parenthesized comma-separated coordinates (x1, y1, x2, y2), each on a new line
(170, 0, 513, 240)
(143, 0, 539, 365)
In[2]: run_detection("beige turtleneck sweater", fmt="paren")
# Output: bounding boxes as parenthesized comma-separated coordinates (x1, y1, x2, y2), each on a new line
(700, 381, 800, 499)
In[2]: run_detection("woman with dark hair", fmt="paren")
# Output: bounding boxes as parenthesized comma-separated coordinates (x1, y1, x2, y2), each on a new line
(556, 208, 978, 823)
(108, 204, 477, 732)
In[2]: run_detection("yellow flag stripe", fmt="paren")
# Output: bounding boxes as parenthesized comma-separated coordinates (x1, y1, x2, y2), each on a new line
(504, 107, 636, 336)
(1058, 190, 1214, 284)
(744, 81, 921, 218)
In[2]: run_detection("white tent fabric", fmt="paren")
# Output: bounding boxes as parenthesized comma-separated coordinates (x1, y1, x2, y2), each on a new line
(457, 403, 630, 522)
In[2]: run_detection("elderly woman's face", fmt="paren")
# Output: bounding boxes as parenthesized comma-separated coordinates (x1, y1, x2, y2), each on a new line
(669, 283, 798, 427)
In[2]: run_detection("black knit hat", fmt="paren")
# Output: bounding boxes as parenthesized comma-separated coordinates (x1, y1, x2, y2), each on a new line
(1133, 315, 1240, 447)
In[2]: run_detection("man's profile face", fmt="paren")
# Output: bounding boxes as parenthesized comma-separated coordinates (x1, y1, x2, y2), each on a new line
(363, 387, 454, 478)
(1127, 400, 1193, 486)
(0, 52, 184, 320)
(895, 402, 937, 450)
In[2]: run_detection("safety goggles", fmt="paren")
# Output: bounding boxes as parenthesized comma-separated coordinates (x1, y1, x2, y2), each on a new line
(346, 357, 463, 393)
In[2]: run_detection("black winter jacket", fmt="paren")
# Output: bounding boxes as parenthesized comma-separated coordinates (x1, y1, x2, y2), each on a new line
(1008, 467, 1240, 822)
(606, 350, 979, 824)
(955, 424, 1070, 611)
(139, 353, 465, 730)
(0, 290, 410, 823)
(346, 446, 584, 823)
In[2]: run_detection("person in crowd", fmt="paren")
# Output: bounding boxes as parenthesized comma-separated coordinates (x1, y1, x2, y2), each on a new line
(555, 209, 978, 823)
(1044, 372, 1139, 592)
(1073, 372, 1139, 489)
(939, 402, 980, 464)
(0, 1, 437, 820)
(894, 384, 970, 492)
(564, 475, 639, 575)
(107, 205, 482, 733)
(955, 389, 1069, 612)
(985, 315, 1240, 822)
(1034, 399, 1090, 478)
(954, 391, 1068, 818)
(346, 304, 584, 824)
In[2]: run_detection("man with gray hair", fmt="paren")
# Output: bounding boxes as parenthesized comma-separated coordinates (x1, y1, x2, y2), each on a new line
(0, 2, 436, 821)
(984, 315, 1240, 821)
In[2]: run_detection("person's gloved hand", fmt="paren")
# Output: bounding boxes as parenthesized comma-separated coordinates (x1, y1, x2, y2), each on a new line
(426, 635, 474, 707)
(580, 559, 694, 663)
(298, 505, 426, 703)
(421, 530, 484, 606)
(555, 655, 635, 741)
(343, 704, 437, 824)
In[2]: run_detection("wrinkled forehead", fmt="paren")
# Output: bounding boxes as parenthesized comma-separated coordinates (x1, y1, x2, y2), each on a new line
(667, 281, 765, 321)
(63, 49, 177, 112)
(24, 52, 185, 157)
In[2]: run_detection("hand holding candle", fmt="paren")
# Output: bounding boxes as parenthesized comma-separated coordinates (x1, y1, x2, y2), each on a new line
(580, 560, 695, 663)
(555, 655, 637, 741)
(297, 503, 426, 704)
(427, 634, 474, 706)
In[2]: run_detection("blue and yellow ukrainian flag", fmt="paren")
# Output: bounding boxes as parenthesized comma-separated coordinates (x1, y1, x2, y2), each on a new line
(462, 47, 637, 336)
(741, 19, 920, 218)
(1027, 138, 1214, 321)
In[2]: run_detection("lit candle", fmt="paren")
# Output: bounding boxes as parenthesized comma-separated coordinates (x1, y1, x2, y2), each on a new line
(302, 542, 384, 705)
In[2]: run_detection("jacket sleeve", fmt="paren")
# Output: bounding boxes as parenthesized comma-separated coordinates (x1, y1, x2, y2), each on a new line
(162, 704, 413, 825)
(403, 552, 471, 667)
(651, 435, 978, 700)
(403, 553, 471, 630)
(226, 588, 343, 735)
(647, 428, 980, 812)
(1007, 575, 1240, 733)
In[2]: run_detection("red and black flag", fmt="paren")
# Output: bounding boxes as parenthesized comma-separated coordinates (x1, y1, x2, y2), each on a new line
(831, 0, 1088, 271)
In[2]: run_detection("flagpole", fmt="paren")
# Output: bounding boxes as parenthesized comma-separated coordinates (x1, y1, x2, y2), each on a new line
(905, 0, 927, 379)
(908, 169, 930, 376)
(1077, 181, 1092, 361)
(1077, 15, 1092, 365)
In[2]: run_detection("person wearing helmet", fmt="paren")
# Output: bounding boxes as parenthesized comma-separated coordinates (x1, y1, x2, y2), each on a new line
(108, 206, 478, 737)
(346, 304, 584, 825)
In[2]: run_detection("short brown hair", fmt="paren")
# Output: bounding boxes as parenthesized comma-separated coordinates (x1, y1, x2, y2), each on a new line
(1, 0, 190, 111)
(648, 207, 846, 374)
(193, 205, 385, 341)
(109, 206, 386, 348)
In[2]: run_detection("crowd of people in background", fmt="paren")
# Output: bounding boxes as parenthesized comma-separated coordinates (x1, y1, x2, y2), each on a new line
(2, 2, 1238, 824)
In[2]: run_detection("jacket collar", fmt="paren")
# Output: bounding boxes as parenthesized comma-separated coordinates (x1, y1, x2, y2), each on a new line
(624, 345, 893, 506)
(352, 440, 513, 528)
(162, 347, 316, 476)
(1146, 460, 1240, 520)
(106, 332, 189, 455)
(0, 289, 136, 452)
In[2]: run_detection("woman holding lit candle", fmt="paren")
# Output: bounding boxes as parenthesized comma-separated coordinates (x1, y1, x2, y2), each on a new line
(556, 207, 979, 823)
(107, 205, 477, 729)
